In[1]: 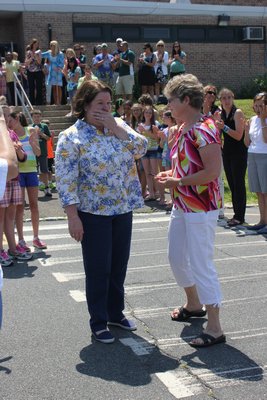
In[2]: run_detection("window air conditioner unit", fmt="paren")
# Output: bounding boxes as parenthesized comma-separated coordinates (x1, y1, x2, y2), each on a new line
(243, 27, 264, 41)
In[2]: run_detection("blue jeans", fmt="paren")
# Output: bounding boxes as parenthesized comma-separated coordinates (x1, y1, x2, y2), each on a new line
(78, 211, 133, 332)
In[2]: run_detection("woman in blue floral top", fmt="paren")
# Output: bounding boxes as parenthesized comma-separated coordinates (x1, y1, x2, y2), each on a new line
(56, 80, 147, 344)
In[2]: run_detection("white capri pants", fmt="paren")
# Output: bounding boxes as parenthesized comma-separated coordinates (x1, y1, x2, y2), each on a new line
(168, 208, 222, 307)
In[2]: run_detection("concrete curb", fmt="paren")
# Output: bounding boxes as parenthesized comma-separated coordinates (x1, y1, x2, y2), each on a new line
(23, 204, 259, 223)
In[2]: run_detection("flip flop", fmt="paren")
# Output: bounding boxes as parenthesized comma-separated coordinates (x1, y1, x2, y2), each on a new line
(171, 306, 206, 322)
(227, 218, 242, 227)
(144, 196, 156, 202)
(189, 333, 226, 348)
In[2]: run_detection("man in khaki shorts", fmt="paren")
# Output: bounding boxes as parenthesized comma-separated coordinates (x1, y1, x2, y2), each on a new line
(115, 41, 135, 100)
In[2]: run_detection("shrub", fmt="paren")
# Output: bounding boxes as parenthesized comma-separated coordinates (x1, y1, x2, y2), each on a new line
(239, 73, 267, 98)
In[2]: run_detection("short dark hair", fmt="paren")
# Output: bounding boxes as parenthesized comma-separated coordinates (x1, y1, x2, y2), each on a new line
(138, 94, 153, 106)
(31, 109, 42, 115)
(73, 80, 112, 120)
(143, 43, 153, 52)
(115, 98, 124, 111)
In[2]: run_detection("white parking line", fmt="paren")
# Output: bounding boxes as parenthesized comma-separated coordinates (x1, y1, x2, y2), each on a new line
(119, 338, 153, 355)
(52, 272, 84, 282)
(69, 290, 86, 302)
(155, 371, 199, 399)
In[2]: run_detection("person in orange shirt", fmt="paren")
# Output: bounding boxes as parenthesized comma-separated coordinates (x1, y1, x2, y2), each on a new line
(42, 119, 56, 190)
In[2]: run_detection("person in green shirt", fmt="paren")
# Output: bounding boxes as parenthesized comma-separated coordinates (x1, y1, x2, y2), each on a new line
(31, 109, 52, 197)
(115, 41, 135, 100)
(168, 41, 186, 78)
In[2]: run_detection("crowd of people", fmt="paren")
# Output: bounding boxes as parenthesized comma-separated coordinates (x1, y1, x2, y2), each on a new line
(1, 35, 267, 348)
(0, 38, 187, 110)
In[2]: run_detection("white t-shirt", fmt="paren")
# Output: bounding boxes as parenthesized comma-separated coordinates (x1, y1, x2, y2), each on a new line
(0, 158, 8, 200)
(248, 116, 267, 154)
(153, 51, 169, 76)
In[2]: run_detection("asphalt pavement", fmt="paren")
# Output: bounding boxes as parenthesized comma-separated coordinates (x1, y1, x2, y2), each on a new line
(1, 192, 267, 400)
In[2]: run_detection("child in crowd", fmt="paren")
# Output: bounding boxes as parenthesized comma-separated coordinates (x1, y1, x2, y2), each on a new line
(131, 103, 147, 198)
(42, 119, 56, 190)
(0, 106, 32, 266)
(121, 100, 133, 126)
(112, 98, 124, 118)
(77, 64, 98, 89)
(31, 109, 52, 197)
(138, 105, 160, 201)
(8, 110, 47, 250)
(153, 110, 177, 205)
(63, 57, 81, 117)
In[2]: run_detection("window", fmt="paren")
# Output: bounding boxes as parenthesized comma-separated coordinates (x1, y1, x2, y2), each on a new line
(207, 28, 235, 42)
(73, 23, 263, 44)
(111, 27, 140, 41)
(143, 27, 170, 40)
(73, 25, 102, 41)
(177, 28, 205, 42)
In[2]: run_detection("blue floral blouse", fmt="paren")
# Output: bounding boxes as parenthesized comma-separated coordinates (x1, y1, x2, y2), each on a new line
(55, 119, 148, 216)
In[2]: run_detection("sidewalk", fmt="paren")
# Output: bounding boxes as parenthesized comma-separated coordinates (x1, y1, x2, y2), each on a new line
(24, 188, 173, 221)
(24, 187, 258, 221)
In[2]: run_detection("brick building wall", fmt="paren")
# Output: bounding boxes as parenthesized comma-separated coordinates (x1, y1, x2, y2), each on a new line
(0, 6, 259, 94)
(20, 11, 267, 93)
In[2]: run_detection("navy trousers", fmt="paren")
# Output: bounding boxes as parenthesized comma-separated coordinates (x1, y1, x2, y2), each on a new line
(79, 211, 133, 332)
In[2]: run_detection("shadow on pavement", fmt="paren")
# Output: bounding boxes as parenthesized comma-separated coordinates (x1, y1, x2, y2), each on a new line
(2, 261, 38, 279)
(0, 356, 12, 375)
(180, 322, 263, 383)
(2, 252, 50, 279)
(76, 330, 179, 385)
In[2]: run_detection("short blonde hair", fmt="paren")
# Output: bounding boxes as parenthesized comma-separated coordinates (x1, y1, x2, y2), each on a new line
(164, 74, 204, 110)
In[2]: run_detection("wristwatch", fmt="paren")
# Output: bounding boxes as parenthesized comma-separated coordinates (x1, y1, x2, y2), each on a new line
(178, 179, 183, 187)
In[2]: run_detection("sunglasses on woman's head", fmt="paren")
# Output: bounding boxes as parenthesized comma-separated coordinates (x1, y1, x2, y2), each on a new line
(206, 90, 216, 95)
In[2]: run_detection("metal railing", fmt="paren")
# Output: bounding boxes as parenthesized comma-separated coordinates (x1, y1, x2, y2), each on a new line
(13, 72, 34, 123)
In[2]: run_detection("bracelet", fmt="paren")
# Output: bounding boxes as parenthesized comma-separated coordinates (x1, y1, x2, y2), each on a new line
(223, 125, 230, 134)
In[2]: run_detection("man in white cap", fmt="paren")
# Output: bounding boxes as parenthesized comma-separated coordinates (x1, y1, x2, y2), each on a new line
(93, 43, 116, 87)
(112, 38, 123, 85)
